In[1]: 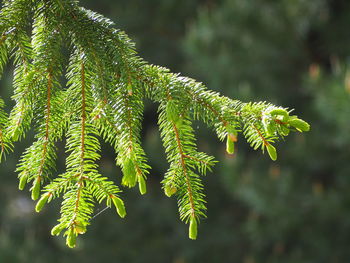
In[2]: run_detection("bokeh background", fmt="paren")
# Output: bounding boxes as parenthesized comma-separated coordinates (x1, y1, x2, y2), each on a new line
(1, 0, 350, 262)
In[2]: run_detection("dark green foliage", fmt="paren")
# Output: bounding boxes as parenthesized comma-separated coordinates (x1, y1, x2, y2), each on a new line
(0, 0, 309, 248)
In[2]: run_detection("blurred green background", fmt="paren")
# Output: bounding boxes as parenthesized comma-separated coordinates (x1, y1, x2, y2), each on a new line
(1, 0, 350, 262)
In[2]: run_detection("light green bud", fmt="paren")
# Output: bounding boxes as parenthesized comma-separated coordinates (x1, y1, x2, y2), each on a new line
(66, 229, 76, 248)
(189, 216, 198, 240)
(266, 144, 277, 161)
(51, 223, 65, 236)
(74, 221, 87, 234)
(138, 176, 147, 195)
(226, 135, 235, 154)
(164, 185, 177, 197)
(18, 174, 28, 190)
(122, 158, 137, 187)
(35, 193, 50, 212)
(288, 118, 310, 132)
(112, 196, 126, 218)
(268, 108, 288, 118)
(31, 177, 41, 200)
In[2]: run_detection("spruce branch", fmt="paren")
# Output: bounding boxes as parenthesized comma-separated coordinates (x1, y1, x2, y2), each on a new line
(0, 0, 310, 247)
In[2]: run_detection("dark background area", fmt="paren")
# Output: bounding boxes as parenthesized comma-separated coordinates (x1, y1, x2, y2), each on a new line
(1, 0, 350, 262)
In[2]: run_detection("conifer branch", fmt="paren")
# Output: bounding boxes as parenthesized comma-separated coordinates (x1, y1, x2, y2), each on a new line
(80, 61, 86, 169)
(172, 122, 196, 218)
(0, 0, 310, 247)
(37, 70, 52, 179)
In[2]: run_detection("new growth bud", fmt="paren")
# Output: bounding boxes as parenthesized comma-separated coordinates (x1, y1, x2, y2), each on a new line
(31, 177, 41, 200)
(74, 221, 87, 234)
(138, 176, 147, 195)
(122, 158, 137, 187)
(164, 185, 177, 197)
(112, 196, 126, 218)
(226, 135, 236, 154)
(189, 216, 198, 240)
(35, 193, 51, 212)
(288, 118, 310, 132)
(226, 125, 237, 155)
(266, 144, 277, 161)
(18, 174, 28, 190)
(66, 228, 77, 248)
(268, 108, 289, 120)
(51, 223, 65, 236)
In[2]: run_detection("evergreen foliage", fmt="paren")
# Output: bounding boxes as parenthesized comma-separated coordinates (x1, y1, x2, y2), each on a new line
(0, 0, 309, 248)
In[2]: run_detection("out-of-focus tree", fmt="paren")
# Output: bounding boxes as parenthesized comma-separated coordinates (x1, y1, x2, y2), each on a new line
(185, 0, 350, 262)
